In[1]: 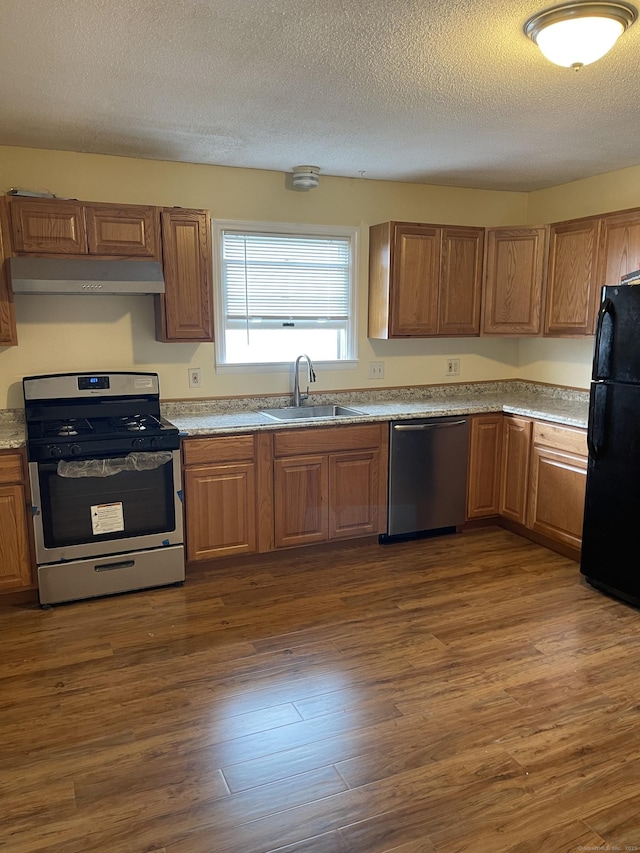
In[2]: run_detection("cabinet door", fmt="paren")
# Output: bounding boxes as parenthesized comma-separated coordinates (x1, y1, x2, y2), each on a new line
(528, 446, 587, 549)
(391, 224, 440, 336)
(438, 227, 483, 335)
(274, 455, 328, 548)
(184, 463, 256, 561)
(86, 205, 161, 258)
(466, 414, 503, 519)
(9, 198, 87, 254)
(156, 209, 214, 342)
(499, 416, 532, 525)
(597, 208, 640, 287)
(482, 227, 546, 335)
(0, 484, 33, 591)
(329, 450, 380, 539)
(544, 217, 601, 336)
(0, 197, 17, 346)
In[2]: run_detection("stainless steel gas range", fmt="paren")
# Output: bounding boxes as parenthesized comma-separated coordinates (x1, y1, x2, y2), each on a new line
(23, 371, 185, 607)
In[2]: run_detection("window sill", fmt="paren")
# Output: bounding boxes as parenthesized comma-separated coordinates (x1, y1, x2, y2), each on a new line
(215, 359, 358, 375)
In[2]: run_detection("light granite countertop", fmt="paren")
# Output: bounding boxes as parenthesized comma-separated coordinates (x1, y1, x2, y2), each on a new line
(0, 381, 590, 451)
(163, 381, 590, 438)
(0, 411, 28, 451)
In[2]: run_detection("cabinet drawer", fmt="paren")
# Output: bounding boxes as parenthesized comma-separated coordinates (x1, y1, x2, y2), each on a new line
(182, 434, 255, 466)
(274, 424, 384, 457)
(533, 422, 587, 457)
(0, 452, 25, 484)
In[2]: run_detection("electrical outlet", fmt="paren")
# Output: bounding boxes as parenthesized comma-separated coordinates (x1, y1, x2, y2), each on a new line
(188, 367, 202, 388)
(369, 361, 385, 379)
(446, 358, 460, 377)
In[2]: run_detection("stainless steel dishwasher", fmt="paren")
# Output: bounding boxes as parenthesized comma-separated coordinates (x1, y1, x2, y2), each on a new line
(385, 416, 470, 539)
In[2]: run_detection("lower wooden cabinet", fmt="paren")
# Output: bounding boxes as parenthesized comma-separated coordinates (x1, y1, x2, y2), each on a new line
(466, 412, 588, 556)
(493, 415, 587, 556)
(528, 421, 587, 550)
(466, 414, 503, 519)
(182, 423, 388, 562)
(0, 451, 34, 592)
(273, 424, 388, 549)
(182, 433, 271, 561)
(499, 415, 533, 525)
(274, 454, 329, 548)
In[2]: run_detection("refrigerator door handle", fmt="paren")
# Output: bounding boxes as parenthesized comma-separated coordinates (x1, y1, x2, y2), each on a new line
(593, 297, 614, 380)
(588, 382, 608, 458)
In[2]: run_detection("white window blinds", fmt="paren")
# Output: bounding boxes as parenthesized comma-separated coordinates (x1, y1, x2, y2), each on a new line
(222, 231, 351, 325)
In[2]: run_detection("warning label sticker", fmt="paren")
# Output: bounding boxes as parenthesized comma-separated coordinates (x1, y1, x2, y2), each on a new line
(91, 502, 125, 535)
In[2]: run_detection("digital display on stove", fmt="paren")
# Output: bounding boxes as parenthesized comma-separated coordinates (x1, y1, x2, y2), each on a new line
(78, 376, 110, 390)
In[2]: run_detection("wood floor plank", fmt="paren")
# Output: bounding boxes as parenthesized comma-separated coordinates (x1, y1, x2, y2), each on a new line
(3, 527, 640, 852)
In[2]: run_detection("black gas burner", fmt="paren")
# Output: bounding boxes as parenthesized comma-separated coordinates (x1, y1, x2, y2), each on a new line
(42, 418, 93, 439)
(112, 415, 162, 433)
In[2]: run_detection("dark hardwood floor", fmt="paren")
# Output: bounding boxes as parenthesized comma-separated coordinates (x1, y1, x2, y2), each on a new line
(2, 527, 640, 853)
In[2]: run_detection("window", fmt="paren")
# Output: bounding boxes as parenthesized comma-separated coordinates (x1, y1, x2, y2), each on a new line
(214, 221, 357, 369)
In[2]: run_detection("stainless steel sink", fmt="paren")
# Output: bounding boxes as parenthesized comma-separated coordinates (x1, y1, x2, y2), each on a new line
(258, 404, 365, 421)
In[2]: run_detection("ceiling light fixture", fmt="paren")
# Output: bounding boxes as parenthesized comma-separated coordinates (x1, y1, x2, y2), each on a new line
(524, 1, 637, 69)
(292, 165, 320, 190)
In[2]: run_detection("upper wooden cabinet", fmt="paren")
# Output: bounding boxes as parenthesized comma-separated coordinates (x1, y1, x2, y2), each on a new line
(368, 221, 483, 338)
(544, 207, 640, 338)
(155, 208, 214, 342)
(544, 216, 601, 337)
(597, 207, 640, 288)
(8, 197, 161, 259)
(482, 226, 547, 336)
(3, 195, 215, 345)
(0, 197, 17, 347)
(9, 199, 87, 254)
(439, 227, 484, 336)
(85, 204, 161, 258)
(369, 222, 439, 337)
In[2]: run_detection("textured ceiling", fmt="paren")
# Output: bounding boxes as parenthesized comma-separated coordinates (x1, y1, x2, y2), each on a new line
(1, 0, 639, 191)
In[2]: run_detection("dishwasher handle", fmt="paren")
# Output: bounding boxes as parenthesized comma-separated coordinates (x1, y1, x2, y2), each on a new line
(393, 419, 467, 431)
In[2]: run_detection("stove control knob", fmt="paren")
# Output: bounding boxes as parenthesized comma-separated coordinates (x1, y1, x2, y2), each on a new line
(132, 438, 145, 449)
(149, 436, 161, 449)
(49, 445, 63, 459)
(69, 444, 81, 456)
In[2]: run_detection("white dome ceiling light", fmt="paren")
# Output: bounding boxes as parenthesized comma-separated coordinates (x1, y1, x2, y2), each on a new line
(292, 165, 320, 190)
(525, 1, 637, 69)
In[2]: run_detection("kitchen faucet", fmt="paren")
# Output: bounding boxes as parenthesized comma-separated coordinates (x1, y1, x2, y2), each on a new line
(293, 354, 316, 407)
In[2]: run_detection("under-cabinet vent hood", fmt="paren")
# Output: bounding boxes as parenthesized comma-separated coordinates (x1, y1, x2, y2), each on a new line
(8, 256, 165, 295)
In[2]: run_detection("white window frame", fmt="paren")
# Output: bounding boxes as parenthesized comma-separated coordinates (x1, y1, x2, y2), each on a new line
(213, 219, 359, 373)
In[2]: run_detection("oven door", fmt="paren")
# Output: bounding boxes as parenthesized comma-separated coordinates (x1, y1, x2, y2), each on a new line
(29, 449, 183, 565)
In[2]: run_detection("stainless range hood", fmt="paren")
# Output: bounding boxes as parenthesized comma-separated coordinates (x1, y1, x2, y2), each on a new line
(8, 256, 165, 295)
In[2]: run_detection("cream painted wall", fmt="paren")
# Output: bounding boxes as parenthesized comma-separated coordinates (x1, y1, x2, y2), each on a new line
(2, 147, 637, 408)
(516, 337, 594, 387)
(528, 164, 640, 223)
(0, 146, 528, 409)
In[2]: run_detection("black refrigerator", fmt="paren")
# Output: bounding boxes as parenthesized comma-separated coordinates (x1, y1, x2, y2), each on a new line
(581, 282, 640, 606)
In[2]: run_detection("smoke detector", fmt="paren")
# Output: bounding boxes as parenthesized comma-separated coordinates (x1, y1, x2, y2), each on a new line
(292, 165, 320, 190)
